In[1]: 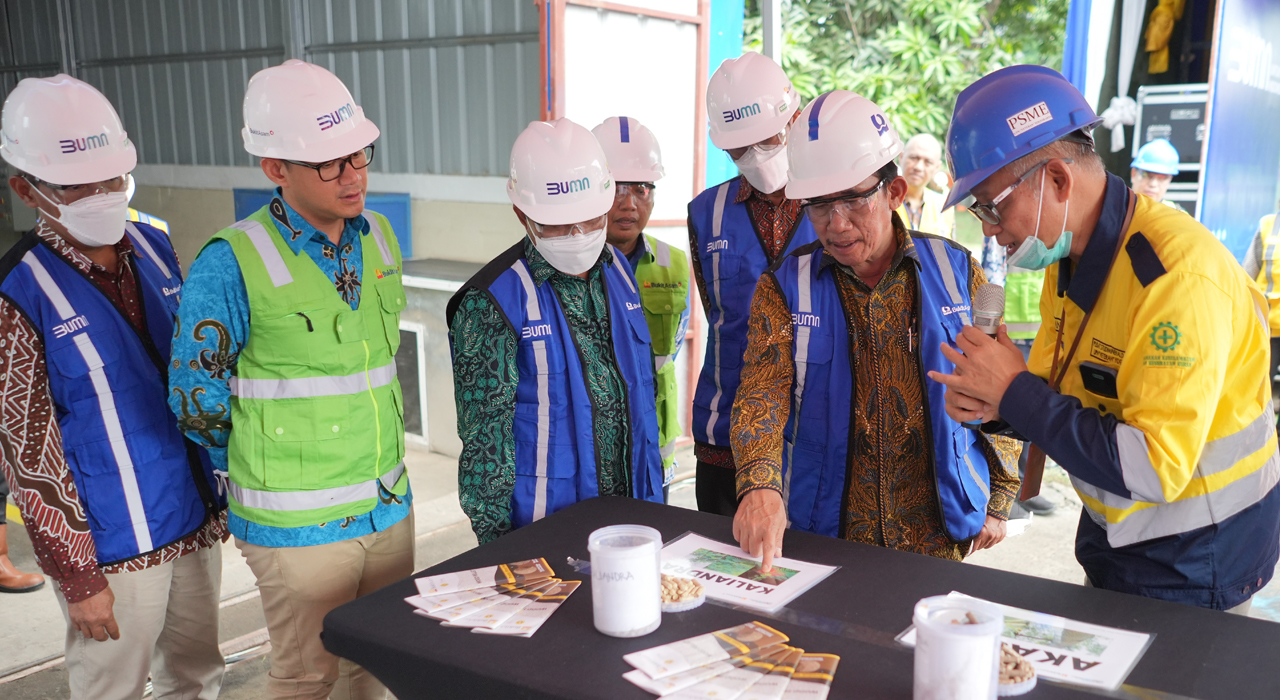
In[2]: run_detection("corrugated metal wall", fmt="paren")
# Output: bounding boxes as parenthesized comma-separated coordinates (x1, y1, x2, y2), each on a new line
(0, 0, 539, 176)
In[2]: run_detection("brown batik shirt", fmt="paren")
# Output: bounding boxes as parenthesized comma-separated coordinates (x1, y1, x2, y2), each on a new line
(730, 219, 1021, 560)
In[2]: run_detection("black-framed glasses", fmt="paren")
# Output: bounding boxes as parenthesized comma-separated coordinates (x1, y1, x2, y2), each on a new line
(969, 158, 1072, 225)
(286, 145, 375, 182)
(803, 178, 886, 224)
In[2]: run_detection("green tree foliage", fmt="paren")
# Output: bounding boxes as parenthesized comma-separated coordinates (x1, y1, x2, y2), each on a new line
(743, 0, 1069, 141)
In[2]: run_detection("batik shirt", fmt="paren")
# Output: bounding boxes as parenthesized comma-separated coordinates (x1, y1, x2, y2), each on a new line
(451, 240, 632, 544)
(0, 220, 226, 603)
(170, 191, 411, 547)
(731, 220, 1021, 561)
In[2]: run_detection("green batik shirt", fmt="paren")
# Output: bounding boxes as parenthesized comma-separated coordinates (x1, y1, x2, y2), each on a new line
(451, 239, 632, 544)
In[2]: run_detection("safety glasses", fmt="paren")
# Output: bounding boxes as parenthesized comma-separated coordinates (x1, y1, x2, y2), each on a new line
(24, 174, 128, 198)
(969, 159, 1071, 225)
(286, 145, 375, 182)
(614, 182, 656, 201)
(529, 213, 608, 239)
(803, 178, 885, 225)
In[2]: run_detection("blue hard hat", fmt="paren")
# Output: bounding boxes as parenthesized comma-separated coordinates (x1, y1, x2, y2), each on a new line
(943, 65, 1103, 210)
(1131, 138, 1180, 175)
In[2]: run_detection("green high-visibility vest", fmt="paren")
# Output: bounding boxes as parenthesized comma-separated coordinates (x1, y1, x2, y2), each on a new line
(209, 204, 408, 528)
(632, 234, 689, 483)
(1004, 267, 1045, 340)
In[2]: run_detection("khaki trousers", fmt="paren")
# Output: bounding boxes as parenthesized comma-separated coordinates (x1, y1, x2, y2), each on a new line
(55, 543, 225, 700)
(237, 513, 414, 700)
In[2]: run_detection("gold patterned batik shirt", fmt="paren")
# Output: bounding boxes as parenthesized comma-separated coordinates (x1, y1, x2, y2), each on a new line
(731, 222, 1021, 561)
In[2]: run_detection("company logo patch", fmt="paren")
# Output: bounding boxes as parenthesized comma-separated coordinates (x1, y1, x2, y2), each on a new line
(706, 240, 728, 253)
(247, 127, 275, 137)
(316, 103, 355, 131)
(643, 281, 683, 289)
(871, 114, 889, 136)
(522, 324, 552, 339)
(1006, 101, 1053, 137)
(626, 302, 642, 311)
(1148, 322, 1181, 352)
(546, 177, 590, 196)
(162, 285, 182, 297)
(53, 315, 89, 338)
(792, 312, 821, 328)
(375, 267, 400, 279)
(722, 103, 762, 123)
(941, 304, 972, 316)
(59, 133, 109, 154)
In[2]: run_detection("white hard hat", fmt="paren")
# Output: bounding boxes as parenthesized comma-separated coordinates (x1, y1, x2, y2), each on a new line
(591, 116, 664, 182)
(706, 51, 798, 151)
(507, 119, 615, 225)
(241, 59, 380, 162)
(0, 74, 137, 186)
(785, 90, 903, 200)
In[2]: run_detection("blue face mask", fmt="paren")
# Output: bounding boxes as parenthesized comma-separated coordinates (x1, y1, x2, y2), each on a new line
(1005, 169, 1072, 271)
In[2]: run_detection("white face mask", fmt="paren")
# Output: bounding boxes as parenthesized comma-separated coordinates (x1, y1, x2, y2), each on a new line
(734, 143, 789, 194)
(527, 220, 608, 276)
(32, 182, 130, 248)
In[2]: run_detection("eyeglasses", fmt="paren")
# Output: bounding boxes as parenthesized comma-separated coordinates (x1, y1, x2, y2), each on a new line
(726, 130, 788, 160)
(24, 174, 128, 197)
(969, 159, 1071, 225)
(286, 145, 375, 182)
(803, 178, 886, 224)
(529, 213, 607, 239)
(615, 182, 655, 201)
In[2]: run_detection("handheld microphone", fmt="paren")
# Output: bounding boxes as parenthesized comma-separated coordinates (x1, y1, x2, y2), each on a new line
(972, 283, 1005, 338)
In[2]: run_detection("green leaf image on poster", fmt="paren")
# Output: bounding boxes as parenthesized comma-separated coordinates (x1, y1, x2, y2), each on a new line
(1003, 617, 1112, 656)
(688, 548, 800, 586)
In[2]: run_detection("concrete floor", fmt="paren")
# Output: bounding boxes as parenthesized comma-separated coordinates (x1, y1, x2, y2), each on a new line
(2, 449, 1278, 699)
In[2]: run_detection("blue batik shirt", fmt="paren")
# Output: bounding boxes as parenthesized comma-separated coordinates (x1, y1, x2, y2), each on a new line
(169, 190, 412, 547)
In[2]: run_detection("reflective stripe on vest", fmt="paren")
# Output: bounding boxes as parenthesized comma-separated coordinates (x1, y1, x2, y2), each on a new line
(511, 260, 552, 523)
(229, 219, 294, 287)
(704, 181, 732, 445)
(229, 462, 405, 512)
(1262, 215, 1280, 297)
(785, 250, 816, 506)
(126, 222, 173, 280)
(928, 238, 972, 326)
(1005, 322, 1041, 334)
(1077, 406, 1280, 548)
(364, 212, 395, 266)
(231, 362, 397, 400)
(22, 252, 154, 553)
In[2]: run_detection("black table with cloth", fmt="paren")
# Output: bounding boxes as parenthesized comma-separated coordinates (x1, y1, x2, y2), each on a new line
(322, 497, 1280, 699)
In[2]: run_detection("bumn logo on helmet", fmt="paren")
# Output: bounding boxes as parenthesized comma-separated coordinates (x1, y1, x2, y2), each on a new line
(316, 103, 356, 131)
(59, 133, 109, 154)
(723, 103, 761, 123)
(546, 177, 590, 196)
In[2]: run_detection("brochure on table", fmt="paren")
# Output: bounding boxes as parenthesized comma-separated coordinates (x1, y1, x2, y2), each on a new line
(896, 592, 1154, 691)
(660, 533, 838, 613)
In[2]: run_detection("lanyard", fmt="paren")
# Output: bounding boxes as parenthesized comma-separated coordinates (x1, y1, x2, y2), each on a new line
(1020, 190, 1137, 501)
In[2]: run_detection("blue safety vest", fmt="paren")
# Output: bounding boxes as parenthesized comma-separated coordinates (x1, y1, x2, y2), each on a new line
(770, 235, 991, 541)
(446, 242, 663, 529)
(689, 178, 817, 447)
(0, 222, 222, 564)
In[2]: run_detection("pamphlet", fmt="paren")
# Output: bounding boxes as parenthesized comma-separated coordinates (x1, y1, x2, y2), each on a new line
(896, 592, 1153, 691)
(404, 586, 503, 614)
(440, 578, 556, 629)
(624, 646, 782, 697)
(414, 558, 554, 596)
(738, 647, 804, 700)
(665, 646, 789, 700)
(778, 654, 839, 700)
(472, 580, 581, 638)
(623, 621, 789, 680)
(660, 533, 838, 612)
(420, 579, 556, 622)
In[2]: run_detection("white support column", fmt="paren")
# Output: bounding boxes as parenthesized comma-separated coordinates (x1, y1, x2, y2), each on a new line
(54, 0, 78, 77)
(761, 0, 782, 64)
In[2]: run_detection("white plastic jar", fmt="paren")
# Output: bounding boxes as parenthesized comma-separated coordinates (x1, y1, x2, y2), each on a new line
(588, 524, 663, 638)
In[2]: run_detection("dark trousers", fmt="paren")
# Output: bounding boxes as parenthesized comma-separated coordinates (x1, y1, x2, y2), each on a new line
(695, 459, 739, 517)
(0, 470, 8, 526)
